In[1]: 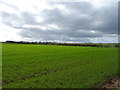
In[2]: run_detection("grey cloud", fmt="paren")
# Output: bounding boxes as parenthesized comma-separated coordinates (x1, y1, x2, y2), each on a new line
(42, 2, 118, 34)
(20, 28, 91, 42)
(0, 1, 19, 11)
(2, 12, 22, 27)
(21, 12, 39, 25)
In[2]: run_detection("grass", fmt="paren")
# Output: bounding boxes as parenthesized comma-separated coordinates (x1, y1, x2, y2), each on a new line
(2, 43, 118, 88)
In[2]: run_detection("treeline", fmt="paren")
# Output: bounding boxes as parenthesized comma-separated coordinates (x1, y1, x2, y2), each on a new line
(5, 40, 119, 47)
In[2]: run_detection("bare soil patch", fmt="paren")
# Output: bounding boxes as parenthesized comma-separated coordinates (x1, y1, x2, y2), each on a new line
(101, 76, 120, 89)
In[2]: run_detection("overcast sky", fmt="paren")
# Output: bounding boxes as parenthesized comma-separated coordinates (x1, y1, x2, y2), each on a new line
(0, 0, 119, 43)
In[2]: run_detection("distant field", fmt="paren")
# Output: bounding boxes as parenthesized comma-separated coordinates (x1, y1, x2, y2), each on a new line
(2, 43, 118, 88)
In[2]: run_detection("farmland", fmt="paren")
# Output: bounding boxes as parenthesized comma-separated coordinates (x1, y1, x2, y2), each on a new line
(2, 43, 118, 88)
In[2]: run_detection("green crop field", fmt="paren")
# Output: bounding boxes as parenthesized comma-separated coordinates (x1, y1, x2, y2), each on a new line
(2, 43, 118, 88)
